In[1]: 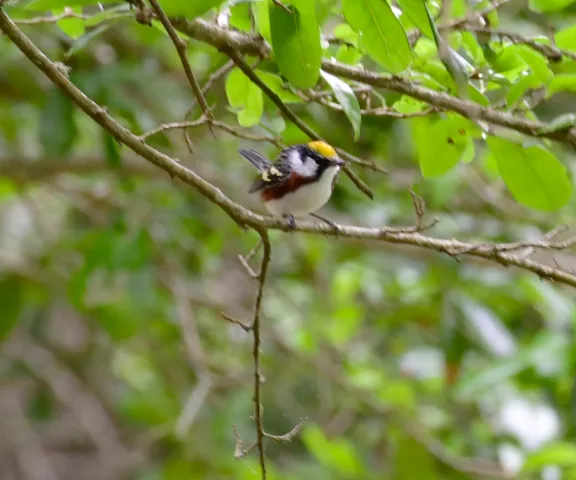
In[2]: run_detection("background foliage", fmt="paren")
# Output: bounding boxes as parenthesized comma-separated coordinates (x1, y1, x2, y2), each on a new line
(2, 0, 576, 479)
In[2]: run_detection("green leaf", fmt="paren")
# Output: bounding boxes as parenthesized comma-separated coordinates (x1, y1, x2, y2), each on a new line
(269, 0, 322, 89)
(301, 425, 364, 475)
(487, 137, 572, 211)
(0, 275, 24, 343)
(555, 24, 576, 52)
(153, 0, 226, 17)
(26, 0, 116, 9)
(230, 2, 252, 32)
(255, 70, 302, 103)
(342, 0, 412, 73)
(65, 23, 111, 59)
(523, 443, 576, 472)
(225, 68, 263, 127)
(395, 435, 438, 480)
(320, 70, 361, 140)
(515, 45, 551, 82)
(506, 73, 542, 108)
(333, 23, 359, 47)
(253, 0, 271, 43)
(548, 74, 576, 97)
(55, 7, 84, 39)
(392, 96, 427, 114)
(412, 115, 475, 177)
(39, 88, 77, 157)
(397, 0, 433, 38)
(529, 0, 576, 12)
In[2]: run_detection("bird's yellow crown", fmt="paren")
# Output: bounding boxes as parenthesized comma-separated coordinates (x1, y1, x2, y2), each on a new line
(308, 140, 337, 158)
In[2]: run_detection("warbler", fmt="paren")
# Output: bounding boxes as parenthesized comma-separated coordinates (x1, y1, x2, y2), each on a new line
(239, 141, 345, 229)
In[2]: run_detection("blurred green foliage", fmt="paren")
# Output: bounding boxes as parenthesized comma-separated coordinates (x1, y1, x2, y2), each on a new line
(1, 0, 576, 479)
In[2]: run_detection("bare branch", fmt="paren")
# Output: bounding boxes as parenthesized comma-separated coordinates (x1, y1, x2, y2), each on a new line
(250, 229, 272, 479)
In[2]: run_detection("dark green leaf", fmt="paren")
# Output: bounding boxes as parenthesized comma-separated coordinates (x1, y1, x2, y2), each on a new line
(269, 0, 322, 89)
(0, 275, 24, 343)
(65, 23, 111, 59)
(487, 137, 572, 211)
(39, 88, 77, 157)
(320, 70, 361, 140)
(343, 0, 412, 73)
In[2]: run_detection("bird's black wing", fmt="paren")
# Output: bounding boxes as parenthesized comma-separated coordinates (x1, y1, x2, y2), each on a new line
(247, 150, 292, 193)
(238, 149, 272, 171)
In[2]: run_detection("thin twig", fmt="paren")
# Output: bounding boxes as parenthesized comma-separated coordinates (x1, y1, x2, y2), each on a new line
(146, 0, 214, 135)
(264, 418, 307, 443)
(251, 229, 272, 479)
(139, 117, 206, 140)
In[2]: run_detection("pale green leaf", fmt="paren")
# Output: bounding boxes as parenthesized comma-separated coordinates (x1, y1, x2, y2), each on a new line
(555, 24, 576, 52)
(225, 68, 263, 127)
(55, 7, 84, 39)
(487, 137, 572, 211)
(342, 0, 413, 73)
(320, 70, 361, 140)
(269, 0, 321, 89)
(26, 0, 116, 9)
(548, 74, 576, 97)
(412, 115, 475, 177)
(529, 0, 576, 12)
(154, 0, 226, 17)
(255, 70, 302, 103)
(523, 443, 576, 472)
(397, 0, 433, 38)
(506, 73, 542, 108)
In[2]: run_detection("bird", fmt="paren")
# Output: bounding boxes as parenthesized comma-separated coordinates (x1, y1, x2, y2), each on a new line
(238, 141, 345, 229)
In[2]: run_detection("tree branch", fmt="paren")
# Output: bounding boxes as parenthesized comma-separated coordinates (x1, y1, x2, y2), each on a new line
(2, 10, 576, 289)
(251, 229, 271, 479)
(172, 17, 576, 148)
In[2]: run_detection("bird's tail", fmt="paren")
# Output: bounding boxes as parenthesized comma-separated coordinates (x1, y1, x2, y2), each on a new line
(238, 149, 271, 172)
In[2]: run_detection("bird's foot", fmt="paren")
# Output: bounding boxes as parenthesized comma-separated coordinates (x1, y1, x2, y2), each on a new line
(283, 214, 296, 231)
(310, 213, 339, 234)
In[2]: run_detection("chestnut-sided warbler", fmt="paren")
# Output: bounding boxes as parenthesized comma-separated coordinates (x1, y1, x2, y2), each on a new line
(239, 141, 345, 228)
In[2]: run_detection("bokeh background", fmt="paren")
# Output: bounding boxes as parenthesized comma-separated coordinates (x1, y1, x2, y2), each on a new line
(2, 0, 576, 479)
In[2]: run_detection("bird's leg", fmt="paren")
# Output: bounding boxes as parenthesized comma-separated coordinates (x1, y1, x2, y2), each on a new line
(310, 213, 339, 232)
(283, 214, 296, 230)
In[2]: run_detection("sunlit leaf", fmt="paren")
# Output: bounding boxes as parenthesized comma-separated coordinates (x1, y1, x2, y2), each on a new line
(342, 0, 412, 73)
(548, 74, 576, 97)
(56, 7, 84, 39)
(154, 0, 226, 17)
(397, 0, 433, 38)
(320, 70, 361, 140)
(487, 137, 572, 211)
(555, 24, 576, 52)
(225, 68, 263, 127)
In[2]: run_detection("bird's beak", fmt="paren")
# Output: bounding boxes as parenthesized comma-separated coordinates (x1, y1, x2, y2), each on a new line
(332, 158, 346, 167)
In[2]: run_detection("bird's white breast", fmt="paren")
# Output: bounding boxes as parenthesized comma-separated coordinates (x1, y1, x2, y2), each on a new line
(264, 165, 340, 217)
